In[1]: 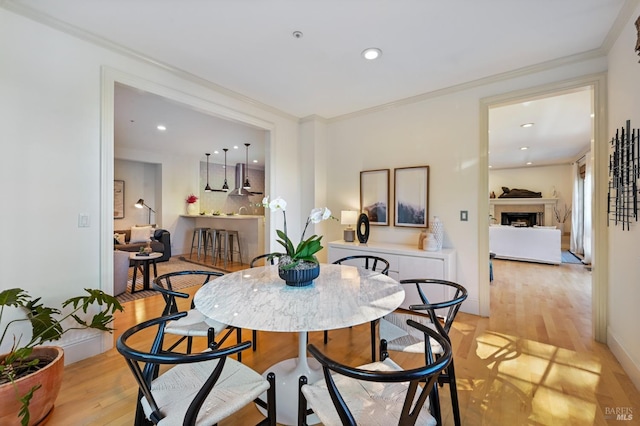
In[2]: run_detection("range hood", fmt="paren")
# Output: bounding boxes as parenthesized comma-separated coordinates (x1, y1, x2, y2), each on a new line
(228, 163, 253, 196)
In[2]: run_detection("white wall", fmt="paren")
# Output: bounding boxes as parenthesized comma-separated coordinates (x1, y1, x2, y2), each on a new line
(325, 60, 608, 317)
(114, 159, 161, 229)
(0, 8, 300, 361)
(606, 3, 640, 390)
(489, 164, 573, 227)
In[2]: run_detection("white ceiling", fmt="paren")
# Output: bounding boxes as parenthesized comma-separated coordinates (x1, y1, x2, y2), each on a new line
(7, 0, 626, 167)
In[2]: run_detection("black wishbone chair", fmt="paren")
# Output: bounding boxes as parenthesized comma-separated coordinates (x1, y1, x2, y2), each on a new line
(298, 320, 451, 426)
(117, 313, 276, 426)
(379, 278, 468, 426)
(327, 255, 391, 360)
(152, 270, 242, 358)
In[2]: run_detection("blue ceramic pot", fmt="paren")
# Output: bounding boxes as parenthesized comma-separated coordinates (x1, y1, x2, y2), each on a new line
(278, 262, 320, 287)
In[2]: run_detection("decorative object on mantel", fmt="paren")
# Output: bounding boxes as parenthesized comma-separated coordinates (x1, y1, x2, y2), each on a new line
(498, 187, 542, 198)
(430, 216, 444, 251)
(341, 210, 358, 242)
(185, 194, 198, 215)
(262, 196, 335, 286)
(357, 213, 370, 243)
(608, 120, 639, 230)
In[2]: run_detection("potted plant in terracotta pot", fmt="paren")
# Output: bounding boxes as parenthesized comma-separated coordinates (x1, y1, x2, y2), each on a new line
(0, 288, 123, 426)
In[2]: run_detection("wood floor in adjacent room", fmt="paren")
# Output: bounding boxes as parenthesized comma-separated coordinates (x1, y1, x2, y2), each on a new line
(46, 258, 638, 425)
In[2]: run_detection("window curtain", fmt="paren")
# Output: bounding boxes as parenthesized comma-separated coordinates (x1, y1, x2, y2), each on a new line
(570, 161, 584, 255)
(583, 152, 593, 264)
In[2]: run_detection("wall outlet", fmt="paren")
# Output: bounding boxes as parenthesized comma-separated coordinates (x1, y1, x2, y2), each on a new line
(460, 210, 468, 221)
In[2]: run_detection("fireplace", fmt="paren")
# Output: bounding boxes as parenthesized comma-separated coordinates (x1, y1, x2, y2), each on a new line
(501, 212, 540, 227)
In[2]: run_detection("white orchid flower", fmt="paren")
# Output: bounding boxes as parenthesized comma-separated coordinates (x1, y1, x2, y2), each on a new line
(261, 196, 269, 206)
(269, 196, 287, 211)
(309, 207, 332, 224)
(309, 208, 324, 224)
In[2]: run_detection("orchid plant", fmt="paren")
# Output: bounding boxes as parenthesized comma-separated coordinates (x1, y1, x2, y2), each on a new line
(262, 196, 335, 270)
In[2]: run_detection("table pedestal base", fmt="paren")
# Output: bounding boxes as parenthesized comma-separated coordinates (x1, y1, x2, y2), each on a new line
(257, 332, 322, 425)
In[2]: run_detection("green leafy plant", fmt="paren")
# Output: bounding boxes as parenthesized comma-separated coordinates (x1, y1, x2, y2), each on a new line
(262, 196, 336, 270)
(0, 288, 123, 426)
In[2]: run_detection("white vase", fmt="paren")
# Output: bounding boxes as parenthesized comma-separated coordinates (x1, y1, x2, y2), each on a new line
(430, 216, 444, 250)
(186, 203, 198, 215)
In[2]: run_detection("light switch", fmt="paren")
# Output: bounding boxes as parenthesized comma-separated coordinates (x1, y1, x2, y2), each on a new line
(460, 210, 468, 221)
(78, 214, 90, 228)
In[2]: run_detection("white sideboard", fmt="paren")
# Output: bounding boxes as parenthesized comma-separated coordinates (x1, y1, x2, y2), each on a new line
(328, 240, 457, 311)
(489, 225, 561, 265)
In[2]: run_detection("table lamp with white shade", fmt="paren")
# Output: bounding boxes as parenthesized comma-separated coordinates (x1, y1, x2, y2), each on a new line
(341, 210, 358, 242)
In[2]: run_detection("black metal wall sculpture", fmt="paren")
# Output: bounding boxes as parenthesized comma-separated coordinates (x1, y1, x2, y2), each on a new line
(608, 120, 639, 230)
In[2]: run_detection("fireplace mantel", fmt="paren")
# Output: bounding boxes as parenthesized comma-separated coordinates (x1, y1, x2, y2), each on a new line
(490, 198, 558, 226)
(490, 198, 558, 206)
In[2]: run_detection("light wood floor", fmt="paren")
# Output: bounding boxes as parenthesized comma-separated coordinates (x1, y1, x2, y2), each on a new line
(45, 258, 639, 425)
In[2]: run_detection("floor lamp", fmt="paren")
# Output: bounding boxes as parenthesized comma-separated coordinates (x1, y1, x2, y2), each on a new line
(135, 199, 155, 224)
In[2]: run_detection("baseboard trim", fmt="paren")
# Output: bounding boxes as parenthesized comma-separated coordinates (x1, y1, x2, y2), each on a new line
(58, 333, 112, 365)
(608, 327, 640, 391)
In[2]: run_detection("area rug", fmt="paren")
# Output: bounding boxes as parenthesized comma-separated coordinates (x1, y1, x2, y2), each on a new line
(116, 257, 223, 304)
(561, 250, 583, 264)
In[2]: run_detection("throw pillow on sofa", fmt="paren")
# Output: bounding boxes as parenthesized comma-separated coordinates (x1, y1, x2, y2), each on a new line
(130, 225, 152, 243)
(114, 233, 127, 245)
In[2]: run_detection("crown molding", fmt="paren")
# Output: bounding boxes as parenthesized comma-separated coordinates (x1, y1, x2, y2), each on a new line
(600, 0, 640, 52)
(328, 49, 606, 123)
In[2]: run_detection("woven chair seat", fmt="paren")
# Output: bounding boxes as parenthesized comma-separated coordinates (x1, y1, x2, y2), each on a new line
(380, 312, 444, 355)
(141, 355, 270, 425)
(301, 358, 436, 426)
(164, 309, 228, 337)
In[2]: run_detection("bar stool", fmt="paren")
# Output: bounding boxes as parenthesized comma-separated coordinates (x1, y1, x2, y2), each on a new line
(189, 227, 209, 261)
(205, 228, 223, 264)
(214, 230, 243, 269)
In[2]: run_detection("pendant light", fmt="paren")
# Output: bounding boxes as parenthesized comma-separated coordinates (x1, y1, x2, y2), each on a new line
(222, 148, 229, 192)
(243, 143, 251, 190)
(204, 153, 212, 192)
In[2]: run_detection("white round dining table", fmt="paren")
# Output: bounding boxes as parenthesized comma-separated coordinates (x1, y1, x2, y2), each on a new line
(194, 263, 405, 425)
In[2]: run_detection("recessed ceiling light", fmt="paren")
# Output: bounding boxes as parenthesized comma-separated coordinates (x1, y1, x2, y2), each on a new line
(362, 48, 382, 60)
(590, 113, 595, 118)
(526, 162, 533, 165)
(521, 123, 534, 128)
(233, 145, 239, 149)
(489, 165, 493, 168)
(156, 125, 166, 131)
(213, 150, 219, 154)
(253, 159, 258, 163)
(520, 146, 529, 150)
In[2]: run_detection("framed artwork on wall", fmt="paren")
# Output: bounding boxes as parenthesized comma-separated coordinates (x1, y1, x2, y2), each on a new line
(360, 169, 390, 226)
(394, 166, 429, 227)
(114, 180, 125, 219)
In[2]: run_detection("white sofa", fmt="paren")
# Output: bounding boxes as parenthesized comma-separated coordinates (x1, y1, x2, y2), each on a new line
(489, 225, 561, 265)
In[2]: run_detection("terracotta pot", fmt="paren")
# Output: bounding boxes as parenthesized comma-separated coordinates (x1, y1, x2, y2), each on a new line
(0, 346, 64, 426)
